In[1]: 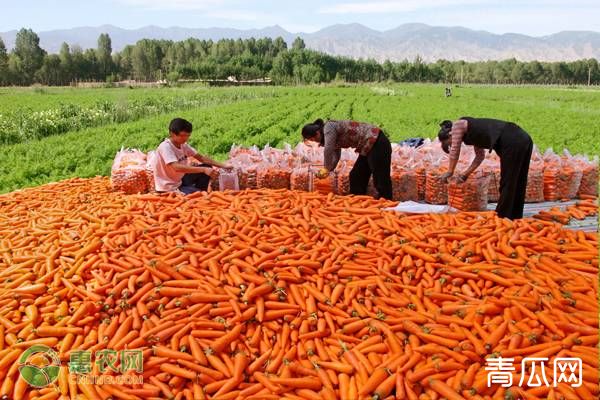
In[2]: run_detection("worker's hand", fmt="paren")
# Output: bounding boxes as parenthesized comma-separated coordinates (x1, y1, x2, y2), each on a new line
(454, 174, 467, 184)
(440, 171, 453, 183)
(315, 168, 329, 179)
(198, 167, 210, 175)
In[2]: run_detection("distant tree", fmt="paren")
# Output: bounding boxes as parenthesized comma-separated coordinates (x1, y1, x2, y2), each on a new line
(97, 33, 113, 79)
(35, 54, 62, 85)
(59, 42, 73, 84)
(0, 37, 8, 85)
(84, 49, 99, 80)
(526, 61, 544, 84)
(551, 62, 572, 84)
(510, 63, 525, 83)
(13, 28, 46, 84)
(271, 51, 294, 83)
(273, 37, 287, 54)
(292, 37, 306, 50)
(132, 40, 163, 80)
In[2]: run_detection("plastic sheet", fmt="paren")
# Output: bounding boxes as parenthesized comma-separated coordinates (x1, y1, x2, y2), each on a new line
(384, 201, 456, 214)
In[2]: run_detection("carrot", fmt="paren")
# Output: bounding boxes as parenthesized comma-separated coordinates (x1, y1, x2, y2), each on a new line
(373, 372, 397, 400)
(269, 377, 323, 391)
(429, 379, 466, 400)
(160, 363, 197, 380)
(209, 324, 243, 353)
(359, 367, 390, 395)
(35, 326, 84, 337)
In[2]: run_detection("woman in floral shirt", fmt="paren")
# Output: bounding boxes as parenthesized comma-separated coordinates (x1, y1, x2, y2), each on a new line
(301, 119, 392, 200)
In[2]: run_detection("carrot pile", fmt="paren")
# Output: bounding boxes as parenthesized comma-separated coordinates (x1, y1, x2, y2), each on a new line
(0, 177, 598, 400)
(533, 196, 598, 225)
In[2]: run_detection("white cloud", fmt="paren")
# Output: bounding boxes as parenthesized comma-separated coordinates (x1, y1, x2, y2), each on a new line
(429, 6, 600, 36)
(319, 0, 487, 14)
(117, 0, 228, 10)
(205, 10, 265, 22)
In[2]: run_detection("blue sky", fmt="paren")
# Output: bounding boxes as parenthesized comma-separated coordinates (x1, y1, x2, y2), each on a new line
(1, 0, 599, 35)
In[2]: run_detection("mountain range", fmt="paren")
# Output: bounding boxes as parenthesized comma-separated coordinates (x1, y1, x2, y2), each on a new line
(1, 23, 599, 62)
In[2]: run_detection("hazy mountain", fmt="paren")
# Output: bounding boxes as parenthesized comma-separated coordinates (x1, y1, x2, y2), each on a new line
(1, 23, 599, 62)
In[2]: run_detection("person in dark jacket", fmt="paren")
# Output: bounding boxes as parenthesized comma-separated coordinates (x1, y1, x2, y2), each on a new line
(438, 117, 533, 220)
(301, 119, 393, 200)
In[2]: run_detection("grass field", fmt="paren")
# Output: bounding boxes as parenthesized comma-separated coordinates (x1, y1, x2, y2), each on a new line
(1, 84, 599, 193)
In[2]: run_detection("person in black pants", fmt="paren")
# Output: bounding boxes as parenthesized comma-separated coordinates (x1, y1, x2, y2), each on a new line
(301, 119, 393, 200)
(181, 162, 213, 193)
(437, 117, 534, 220)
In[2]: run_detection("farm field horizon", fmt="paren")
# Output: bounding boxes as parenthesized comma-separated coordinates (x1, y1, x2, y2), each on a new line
(1, 83, 599, 193)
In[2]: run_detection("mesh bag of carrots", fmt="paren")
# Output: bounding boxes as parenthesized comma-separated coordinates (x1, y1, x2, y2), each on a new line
(391, 167, 418, 202)
(425, 169, 449, 205)
(110, 148, 149, 194)
(543, 149, 564, 201)
(544, 150, 584, 201)
(575, 155, 599, 197)
(560, 155, 583, 199)
(309, 165, 337, 194)
(524, 149, 545, 203)
(336, 162, 352, 195)
(525, 166, 545, 203)
(218, 169, 240, 191)
(447, 172, 490, 211)
(257, 163, 291, 190)
(290, 166, 310, 191)
(145, 150, 156, 193)
(483, 161, 501, 202)
(229, 143, 260, 159)
(233, 156, 259, 190)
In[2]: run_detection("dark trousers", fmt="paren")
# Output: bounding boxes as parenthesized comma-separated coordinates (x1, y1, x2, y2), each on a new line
(180, 163, 211, 194)
(495, 126, 533, 220)
(349, 132, 393, 200)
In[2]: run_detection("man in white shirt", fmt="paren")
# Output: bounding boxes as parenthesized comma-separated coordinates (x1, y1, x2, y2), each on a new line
(153, 118, 231, 194)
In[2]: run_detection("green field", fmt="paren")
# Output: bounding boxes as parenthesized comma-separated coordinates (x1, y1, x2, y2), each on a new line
(1, 84, 599, 193)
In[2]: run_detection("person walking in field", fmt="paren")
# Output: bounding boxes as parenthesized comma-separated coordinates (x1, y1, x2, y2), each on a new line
(301, 118, 393, 200)
(437, 117, 534, 220)
(153, 118, 231, 194)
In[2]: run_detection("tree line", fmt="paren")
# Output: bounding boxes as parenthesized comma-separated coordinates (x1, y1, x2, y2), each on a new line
(1, 28, 599, 86)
